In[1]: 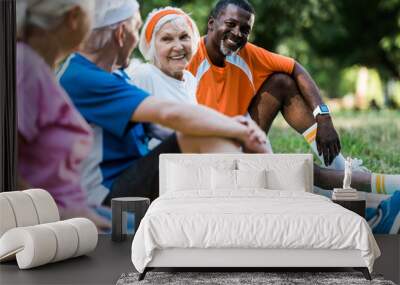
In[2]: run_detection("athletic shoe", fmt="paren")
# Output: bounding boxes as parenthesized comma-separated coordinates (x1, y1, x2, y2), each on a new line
(367, 191, 400, 234)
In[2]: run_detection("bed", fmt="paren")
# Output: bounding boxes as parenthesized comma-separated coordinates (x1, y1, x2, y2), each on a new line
(131, 154, 380, 280)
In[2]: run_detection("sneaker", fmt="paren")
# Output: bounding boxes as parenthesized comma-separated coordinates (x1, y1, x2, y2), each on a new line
(325, 156, 370, 172)
(367, 191, 400, 234)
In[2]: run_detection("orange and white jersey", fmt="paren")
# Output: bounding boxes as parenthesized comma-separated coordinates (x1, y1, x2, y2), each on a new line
(187, 37, 295, 116)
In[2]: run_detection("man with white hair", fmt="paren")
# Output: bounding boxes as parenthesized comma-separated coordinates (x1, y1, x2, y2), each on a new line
(59, 0, 269, 206)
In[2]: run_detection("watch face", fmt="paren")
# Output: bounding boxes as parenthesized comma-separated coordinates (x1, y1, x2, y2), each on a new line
(320, 105, 329, 112)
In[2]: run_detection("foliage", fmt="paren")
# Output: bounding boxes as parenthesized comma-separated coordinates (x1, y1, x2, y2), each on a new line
(389, 80, 400, 106)
(251, 0, 400, 97)
(300, 0, 400, 80)
(139, 0, 214, 33)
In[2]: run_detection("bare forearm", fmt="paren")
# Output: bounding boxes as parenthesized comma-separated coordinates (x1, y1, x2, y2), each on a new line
(291, 63, 341, 164)
(292, 62, 324, 110)
(160, 103, 248, 141)
(132, 97, 248, 142)
(292, 62, 336, 127)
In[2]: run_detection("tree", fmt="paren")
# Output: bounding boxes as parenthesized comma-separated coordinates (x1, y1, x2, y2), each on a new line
(301, 0, 400, 80)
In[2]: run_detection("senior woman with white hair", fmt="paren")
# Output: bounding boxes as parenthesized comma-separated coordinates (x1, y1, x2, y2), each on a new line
(59, 0, 269, 206)
(130, 7, 200, 144)
(16, 0, 110, 230)
(135, 7, 200, 99)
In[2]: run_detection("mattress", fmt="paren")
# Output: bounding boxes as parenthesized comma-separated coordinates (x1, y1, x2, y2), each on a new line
(131, 190, 380, 273)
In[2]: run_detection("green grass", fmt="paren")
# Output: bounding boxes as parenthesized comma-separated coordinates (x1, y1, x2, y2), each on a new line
(268, 110, 400, 174)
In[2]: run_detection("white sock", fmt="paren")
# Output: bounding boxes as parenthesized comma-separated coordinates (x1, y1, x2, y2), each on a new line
(371, 173, 400, 195)
(302, 123, 346, 170)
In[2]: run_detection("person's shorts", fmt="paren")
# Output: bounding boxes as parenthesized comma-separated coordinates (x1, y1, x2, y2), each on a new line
(104, 134, 181, 206)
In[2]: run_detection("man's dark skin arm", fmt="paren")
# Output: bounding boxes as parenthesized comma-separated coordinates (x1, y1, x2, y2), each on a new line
(291, 61, 341, 166)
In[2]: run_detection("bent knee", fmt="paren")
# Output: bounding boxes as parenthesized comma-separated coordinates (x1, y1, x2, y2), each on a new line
(176, 133, 240, 153)
(258, 73, 297, 95)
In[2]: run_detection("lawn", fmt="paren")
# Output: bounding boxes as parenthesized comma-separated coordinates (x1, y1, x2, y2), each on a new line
(268, 110, 400, 174)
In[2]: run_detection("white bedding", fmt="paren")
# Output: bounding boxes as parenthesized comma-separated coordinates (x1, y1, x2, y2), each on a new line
(131, 190, 380, 273)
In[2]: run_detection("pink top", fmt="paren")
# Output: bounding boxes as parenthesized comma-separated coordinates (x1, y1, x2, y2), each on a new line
(17, 42, 93, 209)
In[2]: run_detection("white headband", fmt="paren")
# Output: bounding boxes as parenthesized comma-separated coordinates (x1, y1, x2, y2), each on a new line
(94, 0, 139, 29)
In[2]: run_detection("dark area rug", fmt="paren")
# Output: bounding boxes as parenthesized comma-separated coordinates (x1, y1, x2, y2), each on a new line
(116, 271, 395, 285)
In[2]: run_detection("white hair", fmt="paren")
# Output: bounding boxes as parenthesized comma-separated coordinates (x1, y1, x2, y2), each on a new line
(93, 0, 139, 29)
(82, 21, 123, 52)
(16, 0, 94, 38)
(82, 0, 140, 52)
(139, 7, 200, 63)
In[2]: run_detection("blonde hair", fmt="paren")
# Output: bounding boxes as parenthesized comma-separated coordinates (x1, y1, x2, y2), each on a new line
(139, 7, 200, 63)
(16, 0, 94, 38)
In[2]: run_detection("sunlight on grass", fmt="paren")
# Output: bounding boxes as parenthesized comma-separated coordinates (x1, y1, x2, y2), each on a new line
(269, 110, 400, 173)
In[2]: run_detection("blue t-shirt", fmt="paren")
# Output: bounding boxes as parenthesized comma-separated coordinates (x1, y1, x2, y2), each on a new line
(58, 53, 150, 205)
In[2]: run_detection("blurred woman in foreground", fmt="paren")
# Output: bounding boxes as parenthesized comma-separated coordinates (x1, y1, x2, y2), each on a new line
(16, 0, 110, 231)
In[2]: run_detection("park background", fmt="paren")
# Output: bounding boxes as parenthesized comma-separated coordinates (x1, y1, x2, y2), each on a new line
(138, 0, 400, 174)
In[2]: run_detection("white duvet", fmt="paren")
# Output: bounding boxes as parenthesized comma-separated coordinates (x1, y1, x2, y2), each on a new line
(131, 190, 380, 273)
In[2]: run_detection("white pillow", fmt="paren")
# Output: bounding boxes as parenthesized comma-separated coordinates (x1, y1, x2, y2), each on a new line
(266, 167, 306, 191)
(167, 162, 211, 191)
(211, 169, 268, 190)
(236, 169, 267, 189)
(166, 160, 236, 192)
(211, 168, 236, 190)
(238, 159, 308, 191)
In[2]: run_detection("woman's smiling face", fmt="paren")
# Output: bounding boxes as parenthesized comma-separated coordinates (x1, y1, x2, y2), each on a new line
(154, 19, 193, 80)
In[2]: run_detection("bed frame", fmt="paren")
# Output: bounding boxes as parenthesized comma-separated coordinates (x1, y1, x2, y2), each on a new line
(139, 154, 371, 280)
(140, 248, 371, 280)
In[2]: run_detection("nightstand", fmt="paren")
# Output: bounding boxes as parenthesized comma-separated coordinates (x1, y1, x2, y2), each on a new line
(111, 197, 150, 242)
(332, 199, 366, 218)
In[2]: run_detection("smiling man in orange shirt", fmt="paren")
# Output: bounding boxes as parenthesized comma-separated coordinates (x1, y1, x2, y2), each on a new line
(187, 0, 400, 196)
(187, 0, 341, 167)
